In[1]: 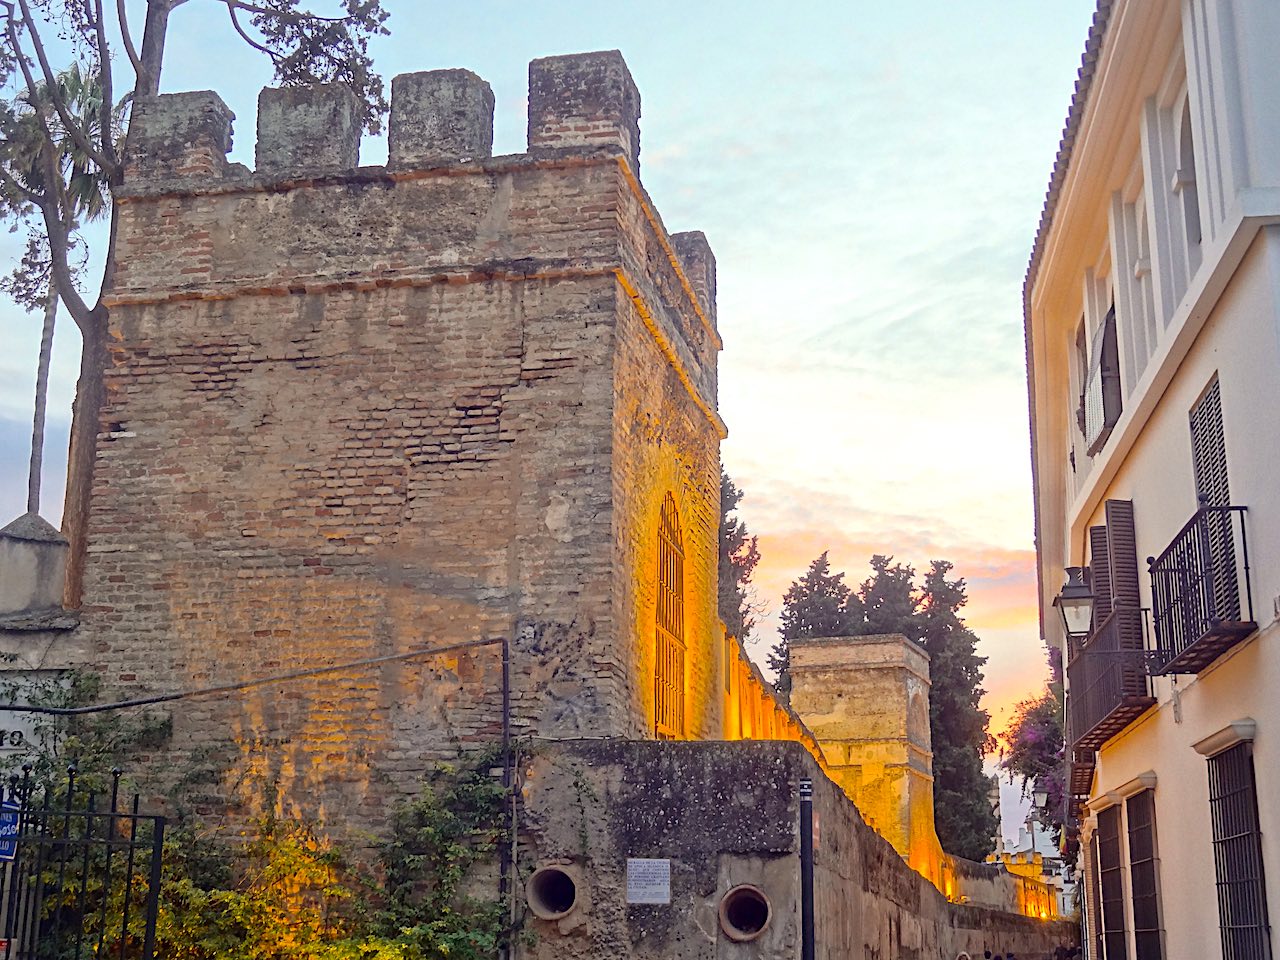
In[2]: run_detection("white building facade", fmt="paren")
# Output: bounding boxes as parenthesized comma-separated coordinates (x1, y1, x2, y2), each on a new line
(1025, 1, 1280, 958)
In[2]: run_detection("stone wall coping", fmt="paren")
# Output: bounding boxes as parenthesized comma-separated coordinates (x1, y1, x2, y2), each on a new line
(0, 610, 79, 632)
(790, 633, 931, 680)
(0, 513, 68, 545)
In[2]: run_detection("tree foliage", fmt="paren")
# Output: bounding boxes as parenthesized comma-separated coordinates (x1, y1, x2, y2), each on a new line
(999, 665, 1067, 847)
(718, 470, 761, 644)
(0, 0, 389, 337)
(914, 560, 998, 861)
(769, 551, 861, 696)
(772, 552, 998, 860)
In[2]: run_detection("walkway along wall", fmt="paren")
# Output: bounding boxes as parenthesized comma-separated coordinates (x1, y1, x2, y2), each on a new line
(518, 739, 1076, 959)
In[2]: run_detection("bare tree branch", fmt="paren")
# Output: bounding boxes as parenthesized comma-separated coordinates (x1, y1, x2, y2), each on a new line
(225, 1, 277, 61)
(90, 0, 118, 169)
(114, 0, 143, 74)
(38, 198, 93, 329)
(14, 0, 115, 174)
(222, 0, 357, 25)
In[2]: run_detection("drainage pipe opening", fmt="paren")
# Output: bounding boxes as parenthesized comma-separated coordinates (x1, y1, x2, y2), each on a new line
(719, 884, 771, 942)
(527, 865, 579, 920)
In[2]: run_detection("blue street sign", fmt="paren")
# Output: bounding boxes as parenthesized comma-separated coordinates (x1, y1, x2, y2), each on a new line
(0, 801, 20, 862)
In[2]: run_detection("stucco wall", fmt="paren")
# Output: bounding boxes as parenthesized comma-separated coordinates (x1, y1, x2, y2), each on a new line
(1072, 227, 1280, 955)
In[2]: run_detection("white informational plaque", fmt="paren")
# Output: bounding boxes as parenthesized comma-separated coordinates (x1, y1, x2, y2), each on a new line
(625, 858, 671, 904)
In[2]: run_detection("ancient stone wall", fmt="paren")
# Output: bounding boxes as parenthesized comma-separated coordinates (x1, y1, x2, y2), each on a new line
(789, 635, 941, 881)
(56, 51, 723, 824)
(518, 740, 1077, 959)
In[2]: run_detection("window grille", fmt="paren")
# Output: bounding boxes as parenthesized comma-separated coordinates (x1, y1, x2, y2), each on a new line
(654, 493, 686, 739)
(1208, 742, 1272, 960)
(1082, 305, 1123, 455)
(1098, 805, 1129, 959)
(1126, 790, 1164, 959)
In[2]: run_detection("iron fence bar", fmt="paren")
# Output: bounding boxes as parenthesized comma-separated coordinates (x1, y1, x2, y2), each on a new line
(50, 767, 79, 941)
(142, 817, 164, 960)
(23, 789, 54, 956)
(118, 794, 140, 960)
(1239, 508, 1253, 622)
(1, 771, 25, 957)
(7, 771, 34, 960)
(97, 769, 123, 960)
(71, 792, 98, 960)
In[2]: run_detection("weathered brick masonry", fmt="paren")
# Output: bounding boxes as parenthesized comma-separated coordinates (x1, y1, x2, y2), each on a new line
(63, 51, 725, 824)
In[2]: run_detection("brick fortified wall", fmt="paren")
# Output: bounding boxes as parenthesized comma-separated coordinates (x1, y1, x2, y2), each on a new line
(519, 740, 1077, 959)
(61, 51, 724, 824)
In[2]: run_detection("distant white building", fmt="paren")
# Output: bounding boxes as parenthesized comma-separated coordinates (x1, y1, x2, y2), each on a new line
(1025, 1, 1280, 958)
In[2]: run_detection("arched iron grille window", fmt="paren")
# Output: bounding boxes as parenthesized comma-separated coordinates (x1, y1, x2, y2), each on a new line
(654, 493, 686, 739)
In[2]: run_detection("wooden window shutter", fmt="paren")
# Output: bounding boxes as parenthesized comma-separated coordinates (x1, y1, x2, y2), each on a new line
(1188, 378, 1240, 624)
(1190, 378, 1229, 507)
(1104, 500, 1145, 697)
(1089, 524, 1113, 628)
(1105, 499, 1141, 610)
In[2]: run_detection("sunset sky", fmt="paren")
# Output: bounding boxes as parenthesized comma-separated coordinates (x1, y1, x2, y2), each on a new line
(0, 1, 1098, 841)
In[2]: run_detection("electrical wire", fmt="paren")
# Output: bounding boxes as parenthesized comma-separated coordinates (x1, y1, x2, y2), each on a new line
(0, 637, 504, 715)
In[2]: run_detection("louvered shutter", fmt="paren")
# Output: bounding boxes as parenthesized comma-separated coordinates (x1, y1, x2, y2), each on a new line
(1105, 500, 1140, 609)
(1105, 500, 1146, 695)
(1089, 525, 1113, 629)
(1189, 379, 1239, 622)
(1190, 378, 1229, 507)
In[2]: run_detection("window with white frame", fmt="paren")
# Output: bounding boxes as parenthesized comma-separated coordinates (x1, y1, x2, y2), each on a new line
(1174, 97, 1202, 270)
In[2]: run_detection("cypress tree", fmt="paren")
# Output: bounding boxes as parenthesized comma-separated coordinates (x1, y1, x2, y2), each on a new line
(771, 552, 858, 697)
(718, 472, 761, 643)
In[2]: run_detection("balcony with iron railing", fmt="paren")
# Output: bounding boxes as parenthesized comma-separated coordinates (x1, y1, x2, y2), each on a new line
(1067, 607, 1156, 752)
(1147, 504, 1256, 675)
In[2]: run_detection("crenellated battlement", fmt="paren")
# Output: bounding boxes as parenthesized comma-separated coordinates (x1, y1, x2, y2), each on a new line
(111, 50, 720, 412)
(123, 50, 641, 187)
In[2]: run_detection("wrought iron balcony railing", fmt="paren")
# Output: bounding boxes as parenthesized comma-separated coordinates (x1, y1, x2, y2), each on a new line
(1067, 607, 1156, 751)
(1148, 505, 1256, 675)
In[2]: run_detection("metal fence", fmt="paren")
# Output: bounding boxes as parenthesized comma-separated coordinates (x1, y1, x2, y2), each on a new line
(0, 767, 164, 960)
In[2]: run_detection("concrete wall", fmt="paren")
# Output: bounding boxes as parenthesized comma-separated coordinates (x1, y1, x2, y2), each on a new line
(518, 740, 1076, 960)
(0, 514, 69, 618)
(49, 52, 724, 826)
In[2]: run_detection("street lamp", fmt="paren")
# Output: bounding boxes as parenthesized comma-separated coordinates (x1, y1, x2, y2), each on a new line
(1033, 783, 1049, 812)
(1053, 566, 1095, 642)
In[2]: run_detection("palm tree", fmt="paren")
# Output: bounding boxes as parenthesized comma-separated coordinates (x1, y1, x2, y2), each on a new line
(1, 63, 119, 515)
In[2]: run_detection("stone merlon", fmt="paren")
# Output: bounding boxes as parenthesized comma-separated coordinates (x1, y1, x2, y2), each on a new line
(389, 69, 495, 167)
(528, 50, 641, 174)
